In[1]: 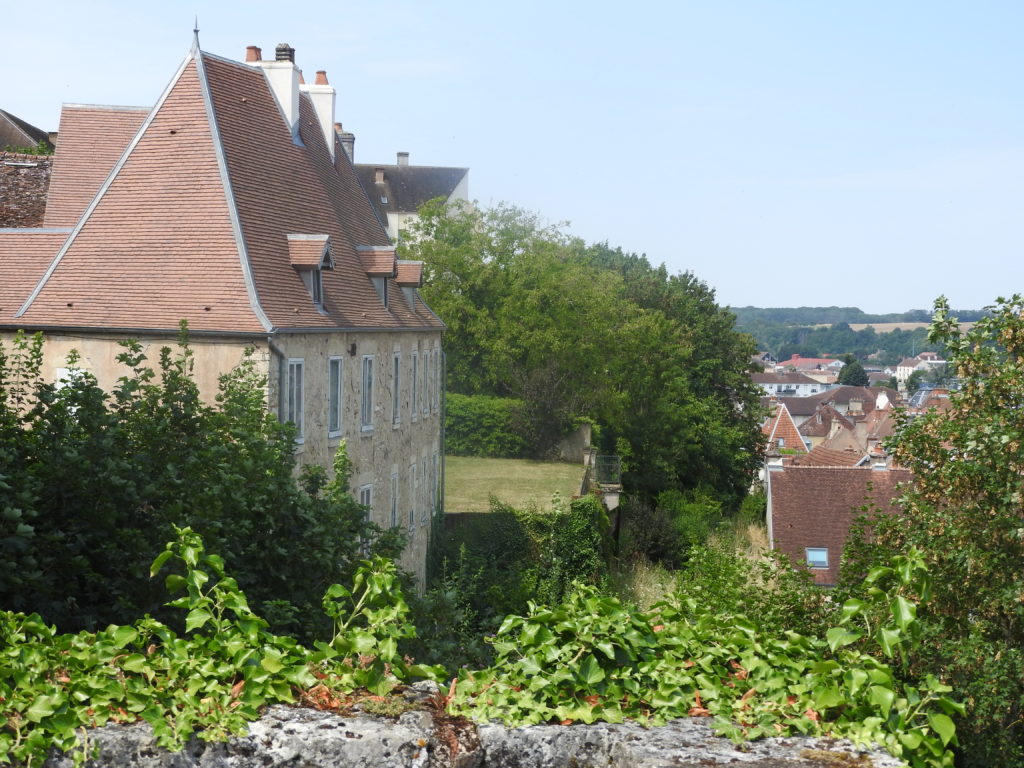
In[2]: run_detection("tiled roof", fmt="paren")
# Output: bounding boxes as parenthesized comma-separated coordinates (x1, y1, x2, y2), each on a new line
(0, 109, 51, 151)
(396, 260, 423, 286)
(790, 446, 869, 467)
(0, 152, 52, 227)
(2, 46, 445, 335)
(762, 402, 808, 452)
(43, 105, 149, 227)
(358, 248, 397, 276)
(798, 404, 854, 438)
(781, 355, 843, 370)
(768, 465, 913, 585)
(0, 229, 70, 317)
(354, 161, 467, 225)
(287, 234, 332, 267)
(752, 371, 819, 385)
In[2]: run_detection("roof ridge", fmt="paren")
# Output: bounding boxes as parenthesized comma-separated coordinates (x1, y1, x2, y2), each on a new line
(195, 50, 273, 332)
(16, 50, 196, 318)
(60, 103, 152, 112)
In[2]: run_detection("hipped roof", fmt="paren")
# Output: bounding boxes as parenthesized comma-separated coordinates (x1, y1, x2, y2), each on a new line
(2, 44, 439, 336)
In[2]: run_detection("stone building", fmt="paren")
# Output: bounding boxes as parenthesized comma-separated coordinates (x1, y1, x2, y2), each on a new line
(0, 38, 445, 580)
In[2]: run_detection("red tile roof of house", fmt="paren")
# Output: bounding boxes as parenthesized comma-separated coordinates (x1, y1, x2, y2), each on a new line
(358, 248, 397, 276)
(395, 260, 423, 287)
(790, 445, 868, 467)
(3, 45, 441, 336)
(0, 229, 71, 317)
(798, 404, 854, 438)
(752, 371, 819, 385)
(287, 234, 332, 268)
(43, 105, 149, 227)
(762, 402, 808, 453)
(768, 465, 913, 585)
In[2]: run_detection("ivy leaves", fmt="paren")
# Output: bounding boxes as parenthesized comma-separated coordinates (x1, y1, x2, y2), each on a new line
(0, 529, 437, 766)
(451, 561, 960, 768)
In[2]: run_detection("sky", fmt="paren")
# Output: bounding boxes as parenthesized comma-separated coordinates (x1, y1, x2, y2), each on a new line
(5, 1, 1022, 314)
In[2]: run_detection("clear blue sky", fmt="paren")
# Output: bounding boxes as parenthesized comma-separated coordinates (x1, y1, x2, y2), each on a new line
(6, 1, 1021, 314)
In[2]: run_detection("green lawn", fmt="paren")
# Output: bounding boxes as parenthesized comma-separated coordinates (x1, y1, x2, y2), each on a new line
(444, 456, 585, 513)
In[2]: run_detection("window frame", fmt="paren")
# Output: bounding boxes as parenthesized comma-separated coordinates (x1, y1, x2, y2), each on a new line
(408, 463, 417, 530)
(410, 350, 419, 420)
(285, 358, 304, 441)
(392, 350, 401, 426)
(328, 356, 343, 437)
(805, 547, 829, 569)
(390, 471, 399, 528)
(360, 354, 375, 432)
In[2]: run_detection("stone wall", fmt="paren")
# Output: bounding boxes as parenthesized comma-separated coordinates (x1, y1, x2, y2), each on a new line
(42, 691, 904, 768)
(0, 152, 51, 227)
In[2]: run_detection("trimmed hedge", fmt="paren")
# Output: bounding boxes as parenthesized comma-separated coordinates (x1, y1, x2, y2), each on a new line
(445, 393, 528, 458)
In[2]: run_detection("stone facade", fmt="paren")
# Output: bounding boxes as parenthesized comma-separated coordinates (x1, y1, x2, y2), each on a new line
(0, 152, 51, 227)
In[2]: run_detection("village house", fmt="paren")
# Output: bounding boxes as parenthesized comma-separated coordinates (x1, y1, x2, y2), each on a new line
(751, 370, 824, 397)
(0, 38, 445, 581)
(766, 463, 912, 585)
(353, 152, 469, 242)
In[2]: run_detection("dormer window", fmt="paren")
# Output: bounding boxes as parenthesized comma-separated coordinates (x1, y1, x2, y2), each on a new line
(357, 246, 398, 310)
(288, 234, 333, 309)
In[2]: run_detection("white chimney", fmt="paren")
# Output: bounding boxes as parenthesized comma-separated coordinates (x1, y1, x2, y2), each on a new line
(300, 70, 336, 159)
(397, 151, 409, 166)
(248, 43, 300, 137)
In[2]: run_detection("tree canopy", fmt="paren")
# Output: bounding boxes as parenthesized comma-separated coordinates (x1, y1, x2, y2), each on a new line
(840, 295, 1024, 766)
(837, 359, 869, 386)
(400, 201, 764, 505)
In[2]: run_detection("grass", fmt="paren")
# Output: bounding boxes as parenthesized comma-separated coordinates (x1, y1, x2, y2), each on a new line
(444, 455, 584, 513)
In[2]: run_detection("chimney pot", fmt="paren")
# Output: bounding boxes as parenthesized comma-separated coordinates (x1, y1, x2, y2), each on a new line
(315, 70, 329, 85)
(275, 43, 295, 62)
(245, 45, 262, 62)
(298, 70, 306, 85)
(397, 151, 409, 166)
(338, 128, 355, 162)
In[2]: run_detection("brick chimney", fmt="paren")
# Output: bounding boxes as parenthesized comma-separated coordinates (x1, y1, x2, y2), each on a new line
(245, 45, 262, 62)
(300, 69, 336, 159)
(335, 123, 355, 162)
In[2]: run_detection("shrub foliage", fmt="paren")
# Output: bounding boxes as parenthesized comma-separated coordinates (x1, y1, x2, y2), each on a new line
(0, 328, 397, 640)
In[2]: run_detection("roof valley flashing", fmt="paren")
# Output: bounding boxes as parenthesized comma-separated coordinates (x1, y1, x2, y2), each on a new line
(1, 39, 441, 337)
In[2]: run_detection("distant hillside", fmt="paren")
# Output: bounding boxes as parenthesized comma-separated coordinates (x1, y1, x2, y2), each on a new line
(730, 306, 987, 327)
(732, 306, 987, 365)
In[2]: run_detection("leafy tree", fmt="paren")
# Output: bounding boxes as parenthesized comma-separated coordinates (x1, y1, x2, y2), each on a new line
(837, 359, 869, 386)
(905, 369, 926, 392)
(403, 204, 763, 503)
(839, 295, 1024, 766)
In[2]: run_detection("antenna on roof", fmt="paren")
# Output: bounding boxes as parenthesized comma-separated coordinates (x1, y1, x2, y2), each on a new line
(191, 17, 200, 52)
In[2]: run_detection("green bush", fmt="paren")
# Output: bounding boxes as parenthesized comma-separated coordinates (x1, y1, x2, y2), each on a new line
(444, 392, 529, 457)
(410, 495, 611, 672)
(0, 329, 397, 642)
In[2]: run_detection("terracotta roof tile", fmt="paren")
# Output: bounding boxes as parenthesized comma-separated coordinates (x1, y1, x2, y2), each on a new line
(762, 402, 808, 452)
(287, 234, 331, 267)
(768, 465, 913, 585)
(395, 260, 423, 286)
(358, 248, 396, 276)
(790, 446, 868, 467)
(0, 229, 69, 319)
(43, 105, 148, 227)
(5, 47, 445, 335)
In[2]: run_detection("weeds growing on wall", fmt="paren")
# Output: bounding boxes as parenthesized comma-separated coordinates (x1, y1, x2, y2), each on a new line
(0, 528, 441, 766)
